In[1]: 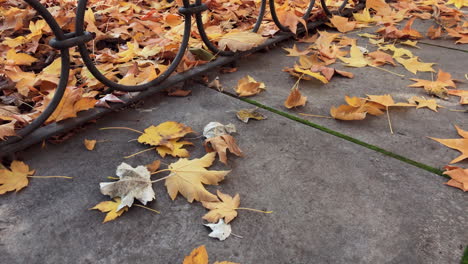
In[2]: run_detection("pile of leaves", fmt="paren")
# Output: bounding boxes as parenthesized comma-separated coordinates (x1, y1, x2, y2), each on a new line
(0, 0, 350, 139)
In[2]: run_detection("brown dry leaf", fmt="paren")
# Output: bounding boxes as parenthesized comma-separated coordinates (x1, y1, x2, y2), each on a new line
(218, 31, 265, 52)
(276, 9, 307, 34)
(235, 75, 266, 97)
(90, 198, 129, 223)
(168, 89, 191, 97)
(443, 166, 468, 192)
(395, 57, 435, 74)
(204, 135, 243, 164)
(165, 153, 230, 202)
(366, 0, 392, 16)
(409, 70, 456, 99)
(291, 66, 329, 83)
(427, 25, 442, 39)
(401, 17, 423, 39)
(202, 190, 240, 223)
(330, 16, 356, 33)
(408, 96, 441, 112)
(84, 139, 97, 150)
(156, 138, 193, 158)
(446, 27, 468, 44)
(283, 44, 310, 56)
(0, 120, 16, 140)
(448, 90, 468, 105)
(368, 50, 396, 66)
(0, 160, 34, 194)
(138, 121, 194, 149)
(429, 125, 468, 164)
(284, 87, 307, 109)
(236, 108, 267, 123)
(146, 160, 161, 173)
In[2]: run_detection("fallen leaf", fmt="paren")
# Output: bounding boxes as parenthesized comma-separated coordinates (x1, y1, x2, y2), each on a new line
(446, 0, 468, 9)
(203, 122, 236, 139)
(443, 166, 468, 191)
(100, 162, 155, 210)
(204, 135, 243, 164)
(204, 219, 232, 241)
(165, 153, 230, 202)
(284, 87, 307, 109)
(208, 77, 223, 92)
(330, 16, 356, 33)
(368, 50, 396, 66)
(402, 17, 423, 39)
(283, 44, 310, 56)
(395, 56, 435, 74)
(236, 108, 267, 123)
(6, 49, 38, 65)
(218, 31, 265, 52)
(91, 198, 129, 223)
(338, 44, 369, 67)
(367, 94, 415, 108)
(84, 139, 97, 150)
(330, 105, 367, 120)
(202, 190, 239, 223)
(292, 66, 329, 83)
(168, 89, 191, 97)
(235, 75, 266, 97)
(427, 25, 442, 39)
(408, 96, 441, 112)
(0, 120, 16, 140)
(429, 125, 468, 164)
(138, 121, 194, 149)
(156, 139, 193, 158)
(146, 160, 161, 173)
(183, 245, 209, 264)
(0, 160, 34, 194)
(448, 90, 468, 105)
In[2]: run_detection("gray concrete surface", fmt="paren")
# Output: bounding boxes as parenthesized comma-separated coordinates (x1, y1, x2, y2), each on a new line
(211, 30, 467, 168)
(1, 86, 467, 263)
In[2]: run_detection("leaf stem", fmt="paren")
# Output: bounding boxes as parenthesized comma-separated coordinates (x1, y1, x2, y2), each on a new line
(151, 174, 174, 183)
(100, 127, 143, 134)
(369, 65, 405, 77)
(133, 204, 160, 214)
(151, 169, 173, 175)
(107, 176, 119, 180)
(386, 107, 394, 134)
(28, 176, 73, 179)
(237, 207, 273, 214)
(299, 113, 333, 119)
(124, 147, 155, 159)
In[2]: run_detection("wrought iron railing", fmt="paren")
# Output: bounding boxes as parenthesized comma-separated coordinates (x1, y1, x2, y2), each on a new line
(1, 0, 364, 156)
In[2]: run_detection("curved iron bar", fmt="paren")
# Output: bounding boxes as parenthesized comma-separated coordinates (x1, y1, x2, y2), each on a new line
(269, 0, 317, 32)
(321, 0, 350, 17)
(0, 0, 362, 153)
(0, 0, 70, 148)
(194, 0, 267, 56)
(74, 0, 193, 92)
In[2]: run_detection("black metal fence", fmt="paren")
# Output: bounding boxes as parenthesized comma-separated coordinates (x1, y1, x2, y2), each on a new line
(1, 0, 364, 156)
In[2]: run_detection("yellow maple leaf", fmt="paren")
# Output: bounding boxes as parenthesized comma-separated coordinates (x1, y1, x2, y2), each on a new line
(183, 245, 209, 264)
(90, 198, 129, 223)
(430, 125, 468, 164)
(408, 96, 440, 112)
(202, 190, 240, 223)
(6, 49, 38, 66)
(395, 57, 435, 74)
(165, 153, 230, 203)
(446, 0, 468, 9)
(292, 66, 329, 83)
(138, 121, 194, 149)
(156, 138, 193, 158)
(338, 44, 369, 67)
(353, 8, 374, 23)
(0, 160, 34, 194)
(283, 44, 310, 56)
(218, 31, 265, 52)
